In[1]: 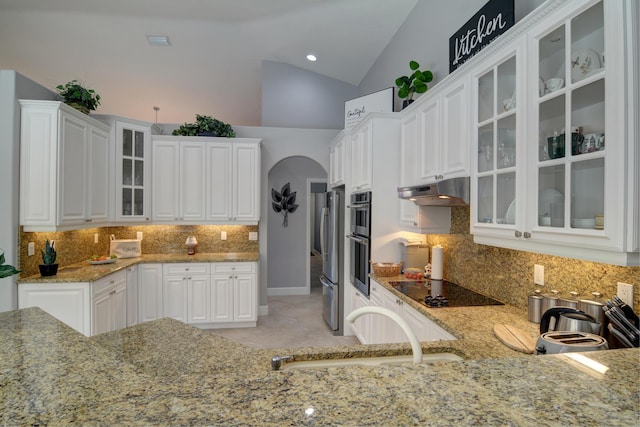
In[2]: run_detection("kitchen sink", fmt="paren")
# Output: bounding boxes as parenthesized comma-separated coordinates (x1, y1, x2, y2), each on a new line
(280, 353, 463, 370)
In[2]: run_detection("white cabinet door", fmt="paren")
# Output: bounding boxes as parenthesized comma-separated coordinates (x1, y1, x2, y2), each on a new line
(210, 274, 233, 322)
(92, 270, 127, 335)
(233, 142, 260, 222)
(348, 285, 369, 344)
(152, 140, 180, 221)
(111, 282, 127, 331)
(18, 282, 91, 336)
(113, 120, 152, 222)
(206, 142, 233, 221)
(440, 77, 470, 179)
(416, 97, 441, 182)
(350, 121, 373, 191)
(162, 275, 188, 322)
(233, 273, 257, 322)
(180, 142, 206, 221)
(88, 125, 110, 222)
(92, 292, 111, 335)
(138, 263, 163, 323)
(329, 132, 346, 188)
(58, 111, 89, 225)
(187, 275, 211, 324)
(126, 265, 138, 326)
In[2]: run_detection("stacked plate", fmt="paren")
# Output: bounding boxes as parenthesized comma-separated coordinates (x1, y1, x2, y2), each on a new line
(572, 218, 596, 229)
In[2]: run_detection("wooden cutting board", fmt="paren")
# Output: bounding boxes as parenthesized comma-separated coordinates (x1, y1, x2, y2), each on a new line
(493, 324, 536, 354)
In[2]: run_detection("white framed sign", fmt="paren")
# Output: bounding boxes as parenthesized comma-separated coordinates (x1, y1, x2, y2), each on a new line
(344, 87, 394, 131)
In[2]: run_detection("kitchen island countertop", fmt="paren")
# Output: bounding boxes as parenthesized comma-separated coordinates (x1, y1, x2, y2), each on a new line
(1, 306, 638, 426)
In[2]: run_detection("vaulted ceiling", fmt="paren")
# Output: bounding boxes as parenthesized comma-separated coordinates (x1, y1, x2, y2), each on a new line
(0, 0, 417, 125)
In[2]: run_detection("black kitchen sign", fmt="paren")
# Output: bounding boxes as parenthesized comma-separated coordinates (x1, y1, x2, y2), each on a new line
(449, 0, 514, 73)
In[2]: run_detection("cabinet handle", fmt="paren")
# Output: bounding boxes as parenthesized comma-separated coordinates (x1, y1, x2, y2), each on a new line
(514, 231, 522, 238)
(109, 290, 116, 295)
(146, 217, 150, 221)
(188, 276, 191, 280)
(524, 232, 532, 239)
(229, 276, 233, 279)
(110, 280, 115, 284)
(85, 218, 92, 222)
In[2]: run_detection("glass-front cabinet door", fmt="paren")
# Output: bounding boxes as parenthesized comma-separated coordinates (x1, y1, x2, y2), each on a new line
(471, 40, 524, 239)
(115, 121, 151, 222)
(529, 0, 626, 253)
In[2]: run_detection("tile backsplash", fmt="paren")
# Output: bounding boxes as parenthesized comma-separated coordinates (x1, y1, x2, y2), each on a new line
(19, 225, 258, 277)
(426, 207, 640, 312)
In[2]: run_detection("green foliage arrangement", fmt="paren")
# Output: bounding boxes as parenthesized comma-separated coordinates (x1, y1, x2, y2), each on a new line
(0, 250, 20, 279)
(395, 60, 434, 101)
(41, 240, 57, 265)
(172, 114, 236, 138)
(56, 80, 101, 113)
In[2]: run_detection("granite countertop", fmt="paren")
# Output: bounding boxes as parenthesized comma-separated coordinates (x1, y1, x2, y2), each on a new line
(17, 252, 259, 283)
(2, 303, 638, 425)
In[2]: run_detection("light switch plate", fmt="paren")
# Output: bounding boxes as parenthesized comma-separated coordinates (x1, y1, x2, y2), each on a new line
(28, 242, 35, 256)
(221, 231, 227, 241)
(94, 233, 99, 244)
(137, 231, 143, 240)
(249, 232, 258, 241)
(534, 264, 544, 286)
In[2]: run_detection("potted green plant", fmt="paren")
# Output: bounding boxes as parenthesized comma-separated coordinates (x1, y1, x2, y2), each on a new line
(39, 240, 58, 277)
(0, 249, 20, 279)
(56, 79, 101, 114)
(395, 60, 433, 108)
(172, 114, 236, 138)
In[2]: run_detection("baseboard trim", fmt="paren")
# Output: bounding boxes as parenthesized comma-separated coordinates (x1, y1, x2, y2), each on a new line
(267, 286, 309, 296)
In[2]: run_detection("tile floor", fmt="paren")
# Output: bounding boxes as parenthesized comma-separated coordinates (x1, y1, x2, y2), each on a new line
(207, 255, 359, 349)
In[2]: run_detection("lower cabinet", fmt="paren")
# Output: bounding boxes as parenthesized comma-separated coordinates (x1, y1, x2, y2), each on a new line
(126, 265, 138, 327)
(348, 284, 370, 344)
(210, 262, 257, 326)
(92, 270, 127, 335)
(368, 279, 456, 344)
(137, 263, 164, 323)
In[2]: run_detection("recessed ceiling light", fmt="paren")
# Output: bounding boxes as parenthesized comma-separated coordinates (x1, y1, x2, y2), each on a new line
(146, 35, 171, 47)
(306, 54, 317, 62)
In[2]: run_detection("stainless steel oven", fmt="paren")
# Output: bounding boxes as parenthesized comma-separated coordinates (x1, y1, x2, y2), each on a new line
(349, 191, 371, 237)
(347, 233, 370, 296)
(348, 191, 371, 296)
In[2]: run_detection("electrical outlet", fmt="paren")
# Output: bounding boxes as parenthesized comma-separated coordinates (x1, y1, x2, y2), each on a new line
(221, 231, 227, 241)
(534, 264, 544, 286)
(137, 231, 143, 241)
(94, 233, 99, 244)
(249, 232, 258, 241)
(617, 282, 634, 308)
(28, 242, 35, 256)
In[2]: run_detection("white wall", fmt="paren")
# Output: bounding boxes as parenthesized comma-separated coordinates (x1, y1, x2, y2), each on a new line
(357, 0, 546, 109)
(0, 70, 56, 312)
(261, 60, 357, 129)
(267, 156, 325, 293)
(234, 126, 339, 308)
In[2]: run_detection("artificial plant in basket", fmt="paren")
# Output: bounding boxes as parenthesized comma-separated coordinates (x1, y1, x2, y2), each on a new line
(56, 80, 101, 114)
(172, 114, 236, 137)
(39, 240, 58, 277)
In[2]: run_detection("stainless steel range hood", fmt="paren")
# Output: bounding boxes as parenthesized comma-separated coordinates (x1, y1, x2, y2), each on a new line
(397, 177, 470, 206)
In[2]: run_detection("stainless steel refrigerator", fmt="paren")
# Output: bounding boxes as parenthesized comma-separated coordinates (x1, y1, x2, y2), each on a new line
(320, 189, 344, 335)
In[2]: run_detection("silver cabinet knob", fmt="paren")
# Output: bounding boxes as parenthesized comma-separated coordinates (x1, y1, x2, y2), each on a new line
(515, 230, 522, 237)
(524, 232, 532, 239)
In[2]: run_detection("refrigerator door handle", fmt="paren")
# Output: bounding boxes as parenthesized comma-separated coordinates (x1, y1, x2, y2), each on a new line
(320, 206, 328, 265)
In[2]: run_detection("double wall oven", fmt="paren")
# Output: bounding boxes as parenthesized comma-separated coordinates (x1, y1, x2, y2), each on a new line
(347, 191, 371, 296)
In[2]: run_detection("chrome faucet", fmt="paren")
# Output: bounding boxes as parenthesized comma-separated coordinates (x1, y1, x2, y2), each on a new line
(346, 306, 424, 364)
(271, 355, 292, 371)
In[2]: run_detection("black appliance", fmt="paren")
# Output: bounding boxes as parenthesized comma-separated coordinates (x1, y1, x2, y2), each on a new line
(389, 279, 504, 308)
(347, 191, 371, 296)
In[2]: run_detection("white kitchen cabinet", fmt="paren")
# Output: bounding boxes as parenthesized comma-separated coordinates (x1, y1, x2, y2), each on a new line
(348, 284, 370, 344)
(210, 262, 257, 325)
(349, 120, 373, 192)
(126, 265, 138, 326)
(470, 0, 639, 266)
(18, 282, 91, 336)
(162, 263, 210, 323)
(92, 270, 127, 335)
(206, 140, 261, 223)
(93, 116, 159, 223)
(152, 139, 206, 222)
(137, 263, 163, 323)
(329, 132, 347, 188)
(367, 279, 455, 344)
(19, 100, 111, 231)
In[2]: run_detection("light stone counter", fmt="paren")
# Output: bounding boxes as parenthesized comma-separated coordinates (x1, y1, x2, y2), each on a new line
(17, 252, 259, 284)
(1, 306, 638, 426)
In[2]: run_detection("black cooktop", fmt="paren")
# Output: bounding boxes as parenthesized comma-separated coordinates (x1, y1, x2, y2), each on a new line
(389, 279, 504, 308)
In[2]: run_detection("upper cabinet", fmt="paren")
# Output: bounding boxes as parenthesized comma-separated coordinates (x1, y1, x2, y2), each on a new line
(93, 116, 159, 223)
(471, 0, 639, 266)
(151, 136, 261, 224)
(349, 119, 373, 192)
(20, 100, 111, 231)
(329, 131, 346, 188)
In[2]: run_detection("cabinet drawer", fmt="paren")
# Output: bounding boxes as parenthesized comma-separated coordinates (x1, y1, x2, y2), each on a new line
(163, 263, 210, 275)
(211, 262, 255, 274)
(92, 270, 126, 298)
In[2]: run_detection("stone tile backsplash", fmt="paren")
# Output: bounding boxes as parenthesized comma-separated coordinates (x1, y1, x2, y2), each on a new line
(427, 207, 640, 312)
(19, 225, 258, 278)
